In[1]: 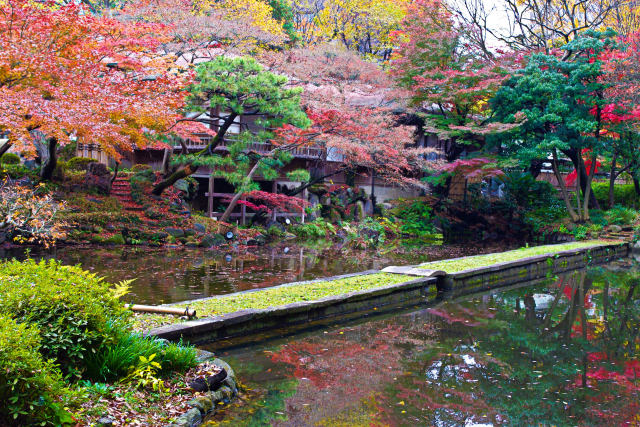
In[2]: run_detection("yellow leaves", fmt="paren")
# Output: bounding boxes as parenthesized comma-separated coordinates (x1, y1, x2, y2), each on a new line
(203, 0, 285, 36)
(310, 0, 408, 52)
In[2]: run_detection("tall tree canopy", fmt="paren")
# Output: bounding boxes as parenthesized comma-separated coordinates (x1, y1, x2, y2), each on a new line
(390, 0, 508, 162)
(154, 56, 312, 221)
(288, 0, 408, 60)
(262, 45, 433, 194)
(0, 0, 205, 179)
(489, 30, 637, 221)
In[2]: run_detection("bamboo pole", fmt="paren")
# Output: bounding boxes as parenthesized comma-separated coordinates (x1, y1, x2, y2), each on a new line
(125, 304, 196, 318)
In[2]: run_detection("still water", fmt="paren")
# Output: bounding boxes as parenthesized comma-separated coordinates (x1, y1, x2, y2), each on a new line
(204, 263, 640, 426)
(0, 243, 504, 305)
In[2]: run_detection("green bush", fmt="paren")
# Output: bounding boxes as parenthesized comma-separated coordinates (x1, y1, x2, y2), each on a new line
(67, 156, 97, 171)
(0, 259, 129, 379)
(504, 172, 559, 210)
(391, 199, 435, 237)
(131, 164, 152, 172)
(0, 314, 70, 426)
(1, 163, 39, 180)
(592, 182, 638, 208)
(292, 218, 336, 238)
(0, 152, 20, 165)
(605, 205, 639, 225)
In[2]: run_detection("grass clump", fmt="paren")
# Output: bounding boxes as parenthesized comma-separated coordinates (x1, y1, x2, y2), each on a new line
(419, 240, 614, 273)
(176, 273, 414, 317)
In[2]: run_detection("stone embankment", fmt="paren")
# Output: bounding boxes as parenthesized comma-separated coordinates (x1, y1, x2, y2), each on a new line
(148, 241, 628, 345)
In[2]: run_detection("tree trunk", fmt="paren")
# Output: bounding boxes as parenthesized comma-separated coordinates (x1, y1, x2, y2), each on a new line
(564, 148, 600, 210)
(161, 148, 171, 175)
(0, 141, 12, 159)
(553, 149, 580, 222)
(151, 163, 199, 196)
(40, 138, 57, 181)
(219, 160, 261, 223)
(528, 158, 544, 178)
(634, 177, 640, 196)
(609, 151, 617, 209)
(284, 169, 342, 197)
(152, 113, 237, 195)
(583, 152, 597, 221)
(109, 162, 120, 195)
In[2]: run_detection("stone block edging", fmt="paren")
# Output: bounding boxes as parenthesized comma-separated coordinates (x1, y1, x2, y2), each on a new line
(148, 242, 627, 344)
(169, 357, 238, 427)
(149, 273, 437, 344)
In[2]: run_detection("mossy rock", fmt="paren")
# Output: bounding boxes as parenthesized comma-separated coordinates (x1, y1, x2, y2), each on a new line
(200, 233, 225, 247)
(104, 233, 125, 245)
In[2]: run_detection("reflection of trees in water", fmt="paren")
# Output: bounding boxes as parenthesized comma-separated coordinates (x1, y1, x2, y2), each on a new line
(216, 267, 640, 426)
(2, 243, 505, 305)
(379, 268, 640, 426)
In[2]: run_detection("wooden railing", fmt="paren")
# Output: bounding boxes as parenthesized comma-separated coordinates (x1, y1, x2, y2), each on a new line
(175, 135, 324, 160)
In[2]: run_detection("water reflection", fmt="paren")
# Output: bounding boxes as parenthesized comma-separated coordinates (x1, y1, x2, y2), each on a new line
(205, 264, 640, 426)
(0, 243, 500, 304)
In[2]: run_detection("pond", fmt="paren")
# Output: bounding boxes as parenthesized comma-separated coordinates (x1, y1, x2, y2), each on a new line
(0, 242, 507, 305)
(203, 262, 640, 426)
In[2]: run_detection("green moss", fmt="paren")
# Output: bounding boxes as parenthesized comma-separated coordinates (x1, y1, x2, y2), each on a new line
(419, 240, 614, 273)
(175, 273, 414, 317)
(105, 233, 125, 245)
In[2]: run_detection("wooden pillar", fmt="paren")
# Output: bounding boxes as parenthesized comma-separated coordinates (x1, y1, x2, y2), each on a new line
(241, 196, 246, 226)
(272, 180, 277, 221)
(208, 175, 214, 218)
(301, 188, 307, 224)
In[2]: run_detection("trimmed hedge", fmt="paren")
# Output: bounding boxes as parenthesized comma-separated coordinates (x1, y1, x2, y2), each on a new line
(0, 314, 69, 425)
(66, 156, 97, 171)
(0, 152, 20, 165)
(592, 182, 638, 208)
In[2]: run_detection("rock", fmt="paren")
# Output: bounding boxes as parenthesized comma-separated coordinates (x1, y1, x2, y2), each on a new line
(207, 369, 228, 390)
(223, 376, 237, 392)
(188, 369, 227, 392)
(364, 198, 374, 215)
(200, 233, 225, 247)
(382, 202, 393, 211)
(83, 162, 111, 195)
(188, 377, 208, 393)
(266, 221, 285, 233)
(23, 159, 38, 170)
(212, 358, 235, 379)
(209, 389, 224, 403)
(308, 193, 320, 206)
(97, 417, 114, 427)
(188, 395, 213, 414)
(165, 227, 185, 238)
(184, 228, 197, 237)
(174, 179, 190, 193)
(610, 224, 622, 233)
(194, 223, 206, 234)
(355, 200, 366, 221)
(0, 232, 6, 245)
(171, 408, 202, 427)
